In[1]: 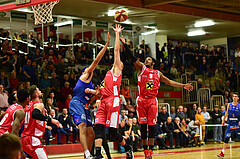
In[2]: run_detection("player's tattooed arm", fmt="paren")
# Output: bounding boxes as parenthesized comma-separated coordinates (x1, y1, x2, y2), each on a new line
(84, 32, 111, 74)
(12, 109, 25, 136)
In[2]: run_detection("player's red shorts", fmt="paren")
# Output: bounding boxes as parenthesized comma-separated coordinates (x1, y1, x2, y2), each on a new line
(21, 136, 48, 159)
(136, 96, 158, 125)
(95, 96, 120, 128)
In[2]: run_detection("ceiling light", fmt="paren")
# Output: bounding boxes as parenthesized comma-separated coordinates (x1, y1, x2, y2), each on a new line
(54, 21, 73, 27)
(187, 29, 206, 36)
(144, 26, 156, 29)
(194, 20, 215, 27)
(141, 29, 159, 35)
(107, 10, 117, 16)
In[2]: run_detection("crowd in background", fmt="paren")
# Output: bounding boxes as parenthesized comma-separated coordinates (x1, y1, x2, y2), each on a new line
(0, 28, 239, 151)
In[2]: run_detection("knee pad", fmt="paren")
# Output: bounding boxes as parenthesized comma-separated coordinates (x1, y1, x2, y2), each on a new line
(108, 127, 123, 143)
(148, 125, 155, 138)
(224, 138, 229, 143)
(140, 124, 147, 140)
(94, 124, 105, 139)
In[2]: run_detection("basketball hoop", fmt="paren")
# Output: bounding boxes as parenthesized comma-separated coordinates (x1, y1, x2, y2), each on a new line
(31, 0, 59, 25)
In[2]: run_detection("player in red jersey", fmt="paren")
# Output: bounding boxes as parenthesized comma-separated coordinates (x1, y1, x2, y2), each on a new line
(0, 89, 30, 159)
(21, 85, 61, 159)
(120, 37, 193, 159)
(94, 24, 133, 159)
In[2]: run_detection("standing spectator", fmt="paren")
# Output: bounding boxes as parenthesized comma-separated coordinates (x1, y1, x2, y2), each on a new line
(161, 43, 168, 63)
(195, 107, 205, 144)
(220, 106, 227, 140)
(47, 31, 57, 43)
(235, 47, 240, 71)
(162, 117, 175, 149)
(202, 106, 210, 143)
(0, 71, 10, 90)
(19, 29, 27, 41)
(176, 106, 187, 121)
(158, 106, 169, 125)
(132, 117, 142, 152)
(190, 104, 197, 120)
(9, 71, 19, 91)
(119, 109, 128, 123)
(167, 40, 174, 66)
(170, 107, 176, 121)
(212, 105, 223, 144)
(59, 108, 79, 143)
(155, 122, 168, 149)
(175, 42, 182, 68)
(0, 84, 8, 110)
(139, 40, 149, 62)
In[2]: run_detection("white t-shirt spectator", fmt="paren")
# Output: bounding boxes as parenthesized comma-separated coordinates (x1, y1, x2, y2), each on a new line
(235, 50, 240, 57)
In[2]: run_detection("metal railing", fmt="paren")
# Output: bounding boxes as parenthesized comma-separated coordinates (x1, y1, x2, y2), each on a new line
(130, 86, 138, 102)
(197, 88, 211, 108)
(121, 78, 130, 87)
(189, 81, 198, 102)
(210, 95, 224, 110)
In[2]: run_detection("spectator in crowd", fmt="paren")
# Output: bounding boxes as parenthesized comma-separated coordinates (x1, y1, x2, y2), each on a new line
(32, 48, 43, 65)
(202, 106, 210, 143)
(155, 122, 168, 149)
(48, 92, 57, 108)
(40, 73, 51, 97)
(20, 29, 27, 41)
(56, 59, 67, 76)
(0, 71, 10, 90)
(235, 47, 240, 72)
(132, 117, 142, 152)
(121, 84, 131, 102)
(59, 108, 79, 143)
(162, 117, 175, 149)
(170, 107, 176, 121)
(45, 98, 59, 116)
(220, 106, 227, 140)
(183, 107, 190, 122)
(125, 100, 136, 118)
(65, 46, 76, 63)
(125, 118, 134, 148)
(215, 79, 226, 95)
(60, 82, 72, 102)
(91, 99, 101, 124)
(0, 134, 22, 159)
(119, 109, 128, 123)
(139, 40, 149, 61)
(69, 73, 76, 88)
(22, 59, 34, 82)
(180, 119, 191, 146)
(170, 64, 178, 78)
(158, 106, 169, 125)
(47, 31, 57, 43)
(161, 43, 168, 63)
(175, 42, 182, 68)
(173, 117, 183, 148)
(190, 104, 197, 121)
(212, 105, 223, 144)
(45, 120, 56, 145)
(117, 120, 130, 152)
(0, 84, 8, 110)
(176, 106, 187, 121)
(50, 72, 60, 95)
(65, 94, 72, 109)
(195, 107, 205, 145)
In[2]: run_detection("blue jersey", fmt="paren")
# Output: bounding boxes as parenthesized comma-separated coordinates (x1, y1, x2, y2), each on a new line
(227, 102, 240, 127)
(72, 76, 93, 104)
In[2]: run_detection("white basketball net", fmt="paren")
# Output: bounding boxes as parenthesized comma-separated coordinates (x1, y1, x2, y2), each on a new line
(31, 1, 59, 25)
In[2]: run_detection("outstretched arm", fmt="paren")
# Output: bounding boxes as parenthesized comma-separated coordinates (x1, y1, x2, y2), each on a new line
(120, 36, 144, 73)
(12, 110, 25, 136)
(84, 33, 110, 74)
(112, 24, 124, 75)
(160, 73, 193, 91)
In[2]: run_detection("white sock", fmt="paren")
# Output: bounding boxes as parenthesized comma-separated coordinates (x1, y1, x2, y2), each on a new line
(84, 150, 91, 158)
(222, 149, 225, 154)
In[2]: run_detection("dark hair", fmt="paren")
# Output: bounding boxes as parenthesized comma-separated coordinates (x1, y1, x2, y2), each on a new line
(0, 134, 21, 159)
(17, 89, 29, 103)
(8, 93, 17, 105)
(28, 85, 37, 99)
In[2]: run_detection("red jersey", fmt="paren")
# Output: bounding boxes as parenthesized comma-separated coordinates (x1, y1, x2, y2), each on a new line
(0, 104, 23, 135)
(138, 65, 161, 98)
(21, 101, 45, 138)
(100, 69, 122, 98)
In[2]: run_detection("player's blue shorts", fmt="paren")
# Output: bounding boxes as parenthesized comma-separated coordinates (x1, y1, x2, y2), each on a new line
(225, 125, 240, 139)
(69, 98, 92, 127)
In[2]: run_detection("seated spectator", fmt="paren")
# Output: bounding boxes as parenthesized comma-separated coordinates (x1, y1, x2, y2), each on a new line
(48, 92, 57, 108)
(121, 84, 131, 102)
(45, 98, 59, 117)
(190, 104, 197, 121)
(125, 118, 134, 147)
(117, 120, 131, 153)
(60, 82, 72, 102)
(183, 107, 190, 122)
(170, 63, 178, 78)
(69, 73, 76, 88)
(25, 81, 31, 89)
(32, 48, 43, 65)
(162, 117, 175, 149)
(170, 107, 176, 121)
(20, 29, 27, 41)
(132, 117, 142, 152)
(48, 109, 71, 144)
(56, 59, 67, 76)
(0, 71, 10, 91)
(40, 73, 51, 97)
(44, 121, 56, 145)
(59, 108, 79, 143)
(125, 100, 136, 118)
(195, 107, 205, 145)
(158, 106, 169, 125)
(215, 79, 226, 95)
(22, 59, 34, 82)
(65, 46, 76, 63)
(176, 106, 187, 121)
(65, 94, 72, 109)
(0, 84, 9, 110)
(50, 72, 60, 94)
(173, 117, 183, 148)
(180, 119, 191, 146)
(155, 122, 168, 149)
(119, 109, 128, 123)
(212, 105, 223, 144)
(47, 31, 57, 43)
(0, 134, 22, 159)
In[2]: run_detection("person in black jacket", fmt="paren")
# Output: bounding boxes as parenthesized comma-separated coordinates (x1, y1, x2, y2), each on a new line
(212, 105, 223, 143)
(158, 106, 169, 125)
(190, 104, 197, 120)
(173, 117, 184, 148)
(162, 117, 175, 148)
(176, 106, 187, 121)
(59, 108, 78, 143)
(155, 123, 168, 149)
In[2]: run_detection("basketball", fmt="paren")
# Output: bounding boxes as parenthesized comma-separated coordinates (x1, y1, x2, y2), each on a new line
(114, 9, 128, 22)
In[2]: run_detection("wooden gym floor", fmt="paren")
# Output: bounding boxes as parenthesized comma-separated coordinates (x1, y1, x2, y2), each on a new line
(51, 142, 240, 159)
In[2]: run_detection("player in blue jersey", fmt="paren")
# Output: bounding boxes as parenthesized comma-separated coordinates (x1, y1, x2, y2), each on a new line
(69, 33, 111, 159)
(218, 93, 240, 158)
